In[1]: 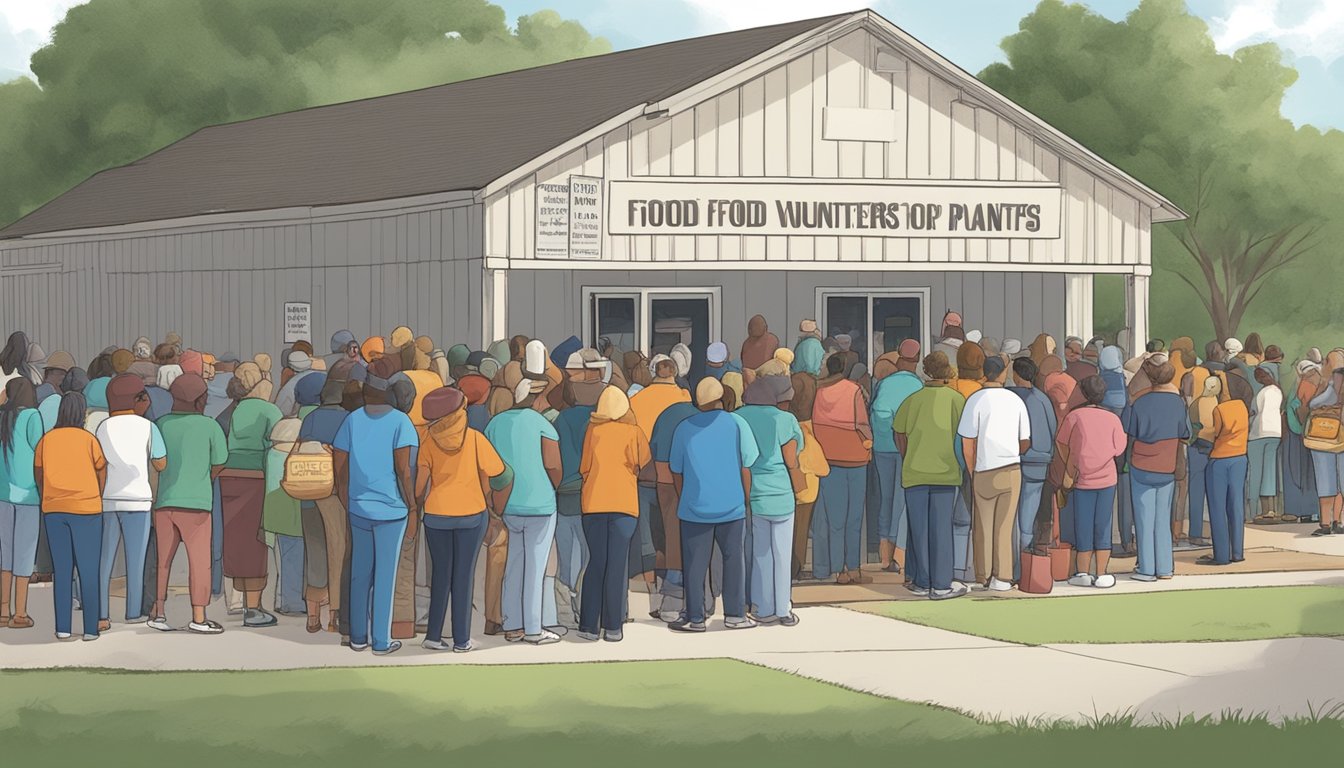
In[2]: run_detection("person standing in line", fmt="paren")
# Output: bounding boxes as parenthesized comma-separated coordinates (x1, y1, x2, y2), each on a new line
(552, 351, 607, 626)
(217, 361, 281, 628)
(740, 314, 781, 371)
(957, 356, 1030, 592)
(703, 342, 739, 381)
(737, 374, 803, 626)
(1008, 357, 1057, 571)
(648, 391, 701, 622)
(333, 357, 418, 655)
(1122, 357, 1188, 582)
(1064, 337, 1098, 382)
(263, 418, 307, 618)
(485, 353, 563, 645)
(869, 341, 923, 575)
(147, 374, 227, 633)
(1186, 375, 1224, 547)
(298, 373, 354, 638)
(0, 378, 45, 629)
(35, 392, 107, 640)
(415, 387, 512, 653)
(667, 377, 759, 633)
(95, 374, 167, 630)
(1201, 374, 1251, 565)
(576, 387, 650, 642)
(1057, 376, 1128, 588)
(894, 353, 968, 600)
(811, 354, 872, 584)
(788, 338, 825, 580)
(1248, 365, 1284, 524)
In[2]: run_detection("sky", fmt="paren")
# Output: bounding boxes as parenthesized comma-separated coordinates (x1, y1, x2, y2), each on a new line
(1, 0, 1341, 129)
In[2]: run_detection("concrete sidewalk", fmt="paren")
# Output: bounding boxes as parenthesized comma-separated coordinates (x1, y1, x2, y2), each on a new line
(3, 574, 1342, 725)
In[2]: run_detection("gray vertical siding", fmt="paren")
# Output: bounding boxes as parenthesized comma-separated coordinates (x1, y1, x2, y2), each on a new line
(1, 202, 484, 365)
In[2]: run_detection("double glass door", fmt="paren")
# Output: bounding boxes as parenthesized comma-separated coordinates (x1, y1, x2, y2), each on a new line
(818, 289, 928, 373)
(588, 288, 719, 380)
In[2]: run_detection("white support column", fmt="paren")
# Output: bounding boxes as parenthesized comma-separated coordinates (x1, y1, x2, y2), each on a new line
(1064, 273, 1094, 342)
(483, 265, 509, 347)
(1126, 268, 1150, 352)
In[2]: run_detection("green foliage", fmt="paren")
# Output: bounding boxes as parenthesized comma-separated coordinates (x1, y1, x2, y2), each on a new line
(981, 0, 1344, 346)
(0, 0, 609, 227)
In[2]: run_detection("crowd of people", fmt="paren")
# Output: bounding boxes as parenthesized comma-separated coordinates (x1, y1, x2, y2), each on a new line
(0, 312, 1335, 653)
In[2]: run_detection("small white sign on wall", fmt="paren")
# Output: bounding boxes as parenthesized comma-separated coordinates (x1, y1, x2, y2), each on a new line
(535, 181, 571, 258)
(284, 301, 312, 344)
(568, 175, 603, 260)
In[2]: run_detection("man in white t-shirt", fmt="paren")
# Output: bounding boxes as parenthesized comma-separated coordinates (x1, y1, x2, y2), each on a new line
(95, 374, 168, 627)
(957, 355, 1030, 591)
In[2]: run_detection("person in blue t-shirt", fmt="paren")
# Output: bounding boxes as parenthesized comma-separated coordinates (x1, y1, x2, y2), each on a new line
(649, 399, 700, 622)
(1008, 356, 1059, 576)
(667, 377, 759, 633)
(869, 341, 925, 577)
(332, 358, 418, 656)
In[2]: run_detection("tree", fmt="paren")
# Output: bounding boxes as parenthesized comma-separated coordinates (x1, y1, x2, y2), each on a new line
(0, 0, 609, 228)
(980, 0, 1344, 341)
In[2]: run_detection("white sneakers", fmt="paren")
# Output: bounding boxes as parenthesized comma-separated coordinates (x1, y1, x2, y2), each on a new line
(523, 629, 562, 645)
(1067, 573, 1095, 587)
(930, 582, 969, 600)
(987, 578, 1014, 592)
(1094, 574, 1117, 589)
(1068, 572, 1116, 588)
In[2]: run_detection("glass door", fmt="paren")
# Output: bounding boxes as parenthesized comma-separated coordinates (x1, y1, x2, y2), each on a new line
(589, 293, 639, 358)
(818, 289, 928, 372)
(649, 294, 712, 383)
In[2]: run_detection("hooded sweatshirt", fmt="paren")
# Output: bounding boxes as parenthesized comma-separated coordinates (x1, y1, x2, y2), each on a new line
(418, 401, 505, 518)
(953, 343, 985, 399)
(740, 315, 781, 370)
(579, 387, 649, 516)
(812, 374, 872, 467)
(1099, 346, 1128, 414)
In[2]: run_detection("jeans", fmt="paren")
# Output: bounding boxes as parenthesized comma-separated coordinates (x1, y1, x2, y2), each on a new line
(750, 513, 794, 618)
(1070, 486, 1116, 554)
(819, 466, 866, 574)
(1131, 468, 1176, 578)
(681, 517, 745, 623)
(99, 510, 151, 621)
(502, 513, 557, 636)
(905, 485, 957, 591)
(952, 482, 973, 582)
(0, 501, 41, 577)
(872, 452, 907, 546)
(555, 496, 588, 592)
(809, 491, 829, 579)
(1116, 469, 1134, 550)
(1187, 445, 1210, 539)
(1014, 466, 1047, 580)
(348, 513, 407, 651)
(580, 513, 638, 633)
(1207, 454, 1248, 564)
(211, 479, 224, 597)
(423, 513, 486, 648)
(45, 513, 103, 637)
(1247, 437, 1280, 505)
(274, 534, 306, 614)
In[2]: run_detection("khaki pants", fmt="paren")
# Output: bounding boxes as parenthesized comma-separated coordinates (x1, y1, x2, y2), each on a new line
(484, 520, 508, 626)
(314, 495, 347, 612)
(972, 465, 1021, 584)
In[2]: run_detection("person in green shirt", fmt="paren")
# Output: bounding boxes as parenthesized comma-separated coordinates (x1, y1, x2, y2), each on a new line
(149, 373, 227, 634)
(893, 352, 968, 601)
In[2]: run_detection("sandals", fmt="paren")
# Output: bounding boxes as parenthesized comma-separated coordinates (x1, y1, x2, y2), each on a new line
(306, 615, 323, 634)
(7, 614, 34, 629)
(1252, 514, 1280, 525)
(1310, 525, 1334, 537)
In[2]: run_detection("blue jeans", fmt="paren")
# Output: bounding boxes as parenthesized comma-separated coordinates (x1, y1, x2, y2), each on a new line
(1247, 437, 1280, 504)
(423, 513, 486, 648)
(873, 452, 907, 547)
(555, 495, 588, 592)
(45, 513, 103, 637)
(1013, 466, 1047, 580)
(810, 490, 829, 579)
(905, 486, 957, 591)
(0, 501, 41, 577)
(503, 513, 557, 636)
(1116, 469, 1134, 550)
(1207, 455, 1248, 564)
(348, 513, 407, 651)
(99, 510, 151, 621)
(275, 534, 306, 614)
(1131, 468, 1176, 578)
(1187, 445, 1210, 539)
(819, 466, 866, 574)
(1070, 486, 1116, 554)
(580, 513, 638, 633)
(750, 513, 793, 618)
(681, 517, 745, 623)
(952, 482, 973, 582)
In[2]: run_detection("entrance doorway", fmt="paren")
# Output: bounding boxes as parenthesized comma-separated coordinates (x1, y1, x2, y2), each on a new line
(816, 288, 930, 373)
(583, 287, 720, 381)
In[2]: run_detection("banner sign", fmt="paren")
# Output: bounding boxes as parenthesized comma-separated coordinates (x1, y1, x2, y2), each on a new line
(607, 180, 1062, 239)
(534, 175, 605, 259)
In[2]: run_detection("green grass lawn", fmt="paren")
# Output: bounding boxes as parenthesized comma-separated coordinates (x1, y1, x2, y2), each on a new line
(1, 659, 1341, 766)
(852, 586, 1344, 644)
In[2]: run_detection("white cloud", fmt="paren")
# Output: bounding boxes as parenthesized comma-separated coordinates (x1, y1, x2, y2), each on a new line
(1211, 0, 1344, 61)
(679, 0, 862, 32)
(0, 0, 86, 75)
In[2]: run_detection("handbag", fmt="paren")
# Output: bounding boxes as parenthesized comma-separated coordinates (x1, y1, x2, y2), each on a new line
(1019, 548, 1054, 594)
(281, 440, 334, 500)
(1304, 406, 1344, 453)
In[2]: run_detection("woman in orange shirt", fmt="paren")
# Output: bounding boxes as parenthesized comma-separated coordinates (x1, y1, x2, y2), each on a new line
(577, 386, 650, 642)
(34, 392, 107, 641)
(414, 387, 512, 653)
(1200, 387, 1250, 567)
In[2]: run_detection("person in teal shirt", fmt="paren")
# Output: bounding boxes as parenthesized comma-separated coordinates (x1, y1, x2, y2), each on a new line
(0, 378, 45, 628)
(737, 374, 804, 626)
(870, 341, 925, 574)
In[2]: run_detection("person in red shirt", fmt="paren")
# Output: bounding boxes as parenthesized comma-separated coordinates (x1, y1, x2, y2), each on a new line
(1056, 376, 1127, 588)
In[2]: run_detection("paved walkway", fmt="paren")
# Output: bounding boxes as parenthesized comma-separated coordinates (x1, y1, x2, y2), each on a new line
(3, 572, 1342, 725)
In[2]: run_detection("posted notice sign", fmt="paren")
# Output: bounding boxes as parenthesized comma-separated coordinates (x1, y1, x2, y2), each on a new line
(284, 301, 312, 344)
(608, 179, 1062, 239)
(534, 175, 604, 259)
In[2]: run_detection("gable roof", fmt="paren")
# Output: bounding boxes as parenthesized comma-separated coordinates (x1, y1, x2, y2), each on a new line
(1, 13, 852, 239)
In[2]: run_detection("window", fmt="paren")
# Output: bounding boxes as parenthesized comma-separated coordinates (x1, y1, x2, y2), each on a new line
(590, 294, 638, 357)
(583, 287, 720, 373)
(817, 288, 929, 372)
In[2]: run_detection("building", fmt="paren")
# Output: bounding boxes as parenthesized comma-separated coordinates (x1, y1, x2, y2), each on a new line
(0, 10, 1184, 371)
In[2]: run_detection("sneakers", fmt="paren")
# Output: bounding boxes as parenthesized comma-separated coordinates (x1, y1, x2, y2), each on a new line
(523, 629, 562, 645)
(1067, 573, 1095, 587)
(907, 585, 930, 597)
(349, 641, 369, 652)
(452, 642, 474, 653)
(372, 640, 403, 656)
(1334, 521, 1344, 535)
(575, 630, 601, 642)
(187, 620, 224, 635)
(778, 612, 800, 627)
(1094, 574, 1116, 589)
(1130, 572, 1157, 583)
(967, 581, 988, 592)
(668, 619, 707, 633)
(125, 615, 149, 625)
(751, 614, 780, 626)
(603, 629, 623, 642)
(147, 617, 173, 632)
(543, 625, 569, 638)
(723, 616, 757, 630)
(1311, 525, 1333, 537)
(987, 578, 1014, 592)
(422, 638, 451, 651)
(55, 631, 74, 642)
(930, 582, 969, 601)
(243, 608, 277, 628)
(82, 633, 100, 642)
